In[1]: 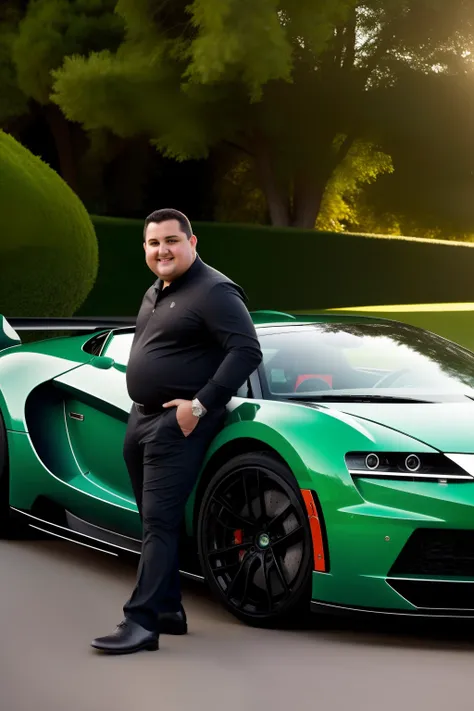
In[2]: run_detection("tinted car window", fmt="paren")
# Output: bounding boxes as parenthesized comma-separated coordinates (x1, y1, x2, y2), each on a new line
(259, 322, 474, 397)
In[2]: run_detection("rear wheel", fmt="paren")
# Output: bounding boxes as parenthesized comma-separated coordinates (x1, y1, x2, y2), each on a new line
(0, 412, 12, 538)
(197, 452, 313, 627)
(0, 413, 29, 539)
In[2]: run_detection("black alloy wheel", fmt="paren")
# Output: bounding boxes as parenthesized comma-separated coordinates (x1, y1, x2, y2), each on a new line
(197, 452, 313, 627)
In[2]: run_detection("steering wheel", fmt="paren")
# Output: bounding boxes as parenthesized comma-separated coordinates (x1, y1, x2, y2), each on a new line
(373, 368, 411, 388)
(295, 377, 332, 393)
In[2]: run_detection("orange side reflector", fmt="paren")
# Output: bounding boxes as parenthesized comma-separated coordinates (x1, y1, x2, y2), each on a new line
(301, 489, 326, 572)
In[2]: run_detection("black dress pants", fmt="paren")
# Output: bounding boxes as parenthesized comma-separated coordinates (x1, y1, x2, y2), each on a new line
(122, 404, 225, 632)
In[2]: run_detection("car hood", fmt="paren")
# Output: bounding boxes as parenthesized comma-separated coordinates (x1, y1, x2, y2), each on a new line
(322, 401, 474, 453)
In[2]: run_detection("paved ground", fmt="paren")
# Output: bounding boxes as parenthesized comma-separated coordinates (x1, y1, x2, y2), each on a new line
(1, 538, 473, 711)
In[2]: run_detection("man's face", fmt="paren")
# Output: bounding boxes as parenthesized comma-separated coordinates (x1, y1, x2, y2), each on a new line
(143, 219, 197, 284)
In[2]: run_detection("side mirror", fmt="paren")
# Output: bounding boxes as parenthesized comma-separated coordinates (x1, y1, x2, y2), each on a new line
(90, 355, 115, 370)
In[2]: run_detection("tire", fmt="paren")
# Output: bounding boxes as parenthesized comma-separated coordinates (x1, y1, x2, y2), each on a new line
(0, 412, 29, 539)
(0, 412, 12, 538)
(197, 452, 313, 627)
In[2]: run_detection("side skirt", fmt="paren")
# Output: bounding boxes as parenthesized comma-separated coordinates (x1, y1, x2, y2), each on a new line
(9, 507, 205, 582)
(311, 600, 474, 619)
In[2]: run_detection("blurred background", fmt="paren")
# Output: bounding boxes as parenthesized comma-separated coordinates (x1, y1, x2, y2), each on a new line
(3, 0, 474, 346)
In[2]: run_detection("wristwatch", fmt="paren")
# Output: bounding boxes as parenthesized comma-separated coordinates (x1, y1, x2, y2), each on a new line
(191, 398, 207, 418)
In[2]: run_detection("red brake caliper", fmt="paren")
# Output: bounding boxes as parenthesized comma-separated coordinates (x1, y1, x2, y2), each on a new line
(233, 529, 246, 561)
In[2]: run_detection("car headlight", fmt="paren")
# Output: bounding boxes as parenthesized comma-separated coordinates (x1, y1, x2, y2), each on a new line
(345, 452, 474, 482)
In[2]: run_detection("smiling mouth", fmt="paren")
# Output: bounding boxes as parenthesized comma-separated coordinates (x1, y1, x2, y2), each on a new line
(158, 258, 173, 263)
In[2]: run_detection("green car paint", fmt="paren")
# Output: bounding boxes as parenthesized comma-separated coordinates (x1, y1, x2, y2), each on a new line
(2, 310, 474, 622)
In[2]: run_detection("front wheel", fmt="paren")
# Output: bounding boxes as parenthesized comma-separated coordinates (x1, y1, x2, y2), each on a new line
(197, 452, 313, 627)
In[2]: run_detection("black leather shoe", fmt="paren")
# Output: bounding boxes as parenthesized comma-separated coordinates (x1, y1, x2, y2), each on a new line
(91, 619, 159, 654)
(158, 606, 188, 635)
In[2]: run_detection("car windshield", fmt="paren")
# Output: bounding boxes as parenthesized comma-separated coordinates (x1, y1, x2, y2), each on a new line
(259, 321, 474, 400)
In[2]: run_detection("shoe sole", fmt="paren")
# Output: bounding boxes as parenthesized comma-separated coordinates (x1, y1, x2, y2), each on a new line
(91, 640, 159, 655)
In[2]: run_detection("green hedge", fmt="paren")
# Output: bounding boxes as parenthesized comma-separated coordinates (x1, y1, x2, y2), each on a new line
(0, 131, 98, 317)
(77, 215, 474, 317)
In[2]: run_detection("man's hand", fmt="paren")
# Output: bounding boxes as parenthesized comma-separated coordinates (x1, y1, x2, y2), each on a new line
(162, 399, 199, 437)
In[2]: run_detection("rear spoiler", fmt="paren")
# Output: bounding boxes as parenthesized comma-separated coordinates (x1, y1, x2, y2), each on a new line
(0, 315, 136, 352)
(6, 316, 136, 332)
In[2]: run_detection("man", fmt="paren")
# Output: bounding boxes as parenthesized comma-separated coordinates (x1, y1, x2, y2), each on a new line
(91, 208, 263, 655)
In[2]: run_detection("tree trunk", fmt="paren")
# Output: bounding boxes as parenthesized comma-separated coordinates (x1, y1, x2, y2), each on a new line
(253, 136, 291, 227)
(44, 104, 78, 193)
(291, 171, 328, 228)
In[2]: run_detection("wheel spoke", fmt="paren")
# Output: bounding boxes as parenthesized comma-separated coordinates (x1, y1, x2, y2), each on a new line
(267, 501, 294, 532)
(211, 560, 240, 574)
(242, 475, 254, 520)
(234, 556, 259, 610)
(256, 469, 267, 523)
(271, 551, 290, 596)
(272, 524, 304, 551)
(211, 495, 253, 528)
(262, 555, 273, 611)
(226, 553, 255, 605)
(207, 541, 252, 560)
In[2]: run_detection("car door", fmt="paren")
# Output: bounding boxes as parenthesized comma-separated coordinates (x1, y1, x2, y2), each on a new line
(53, 331, 138, 534)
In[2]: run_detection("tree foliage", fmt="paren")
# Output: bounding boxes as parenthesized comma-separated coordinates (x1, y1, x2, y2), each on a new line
(316, 138, 394, 232)
(13, 0, 124, 105)
(0, 0, 125, 195)
(45, 0, 474, 228)
(0, 130, 98, 316)
(0, 2, 28, 124)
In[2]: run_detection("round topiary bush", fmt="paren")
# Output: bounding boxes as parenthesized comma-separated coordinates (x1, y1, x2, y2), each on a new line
(0, 130, 98, 317)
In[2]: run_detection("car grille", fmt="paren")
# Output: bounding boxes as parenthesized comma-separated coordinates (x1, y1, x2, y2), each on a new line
(388, 529, 474, 611)
(388, 579, 474, 611)
(389, 529, 474, 577)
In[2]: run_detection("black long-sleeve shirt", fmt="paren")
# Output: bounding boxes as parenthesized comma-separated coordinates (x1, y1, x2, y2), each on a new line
(126, 256, 263, 411)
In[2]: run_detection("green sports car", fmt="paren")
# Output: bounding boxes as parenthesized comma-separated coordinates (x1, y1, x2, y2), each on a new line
(2, 310, 474, 626)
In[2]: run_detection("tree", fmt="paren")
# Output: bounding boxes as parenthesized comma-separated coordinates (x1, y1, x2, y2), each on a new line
(0, 2, 29, 126)
(0, 0, 124, 192)
(51, 0, 474, 228)
(213, 139, 394, 230)
(0, 130, 98, 317)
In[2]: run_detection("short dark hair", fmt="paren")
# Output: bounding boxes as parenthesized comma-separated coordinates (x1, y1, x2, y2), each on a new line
(143, 208, 193, 240)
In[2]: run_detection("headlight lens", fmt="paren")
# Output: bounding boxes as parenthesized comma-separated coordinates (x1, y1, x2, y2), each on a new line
(345, 452, 473, 482)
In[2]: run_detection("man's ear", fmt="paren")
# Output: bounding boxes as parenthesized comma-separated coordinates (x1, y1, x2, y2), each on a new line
(190, 234, 198, 248)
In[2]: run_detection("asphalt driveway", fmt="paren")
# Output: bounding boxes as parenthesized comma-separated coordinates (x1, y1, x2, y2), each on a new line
(1, 539, 473, 711)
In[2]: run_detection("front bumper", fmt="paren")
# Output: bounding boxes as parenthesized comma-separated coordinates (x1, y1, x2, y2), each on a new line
(310, 476, 474, 617)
